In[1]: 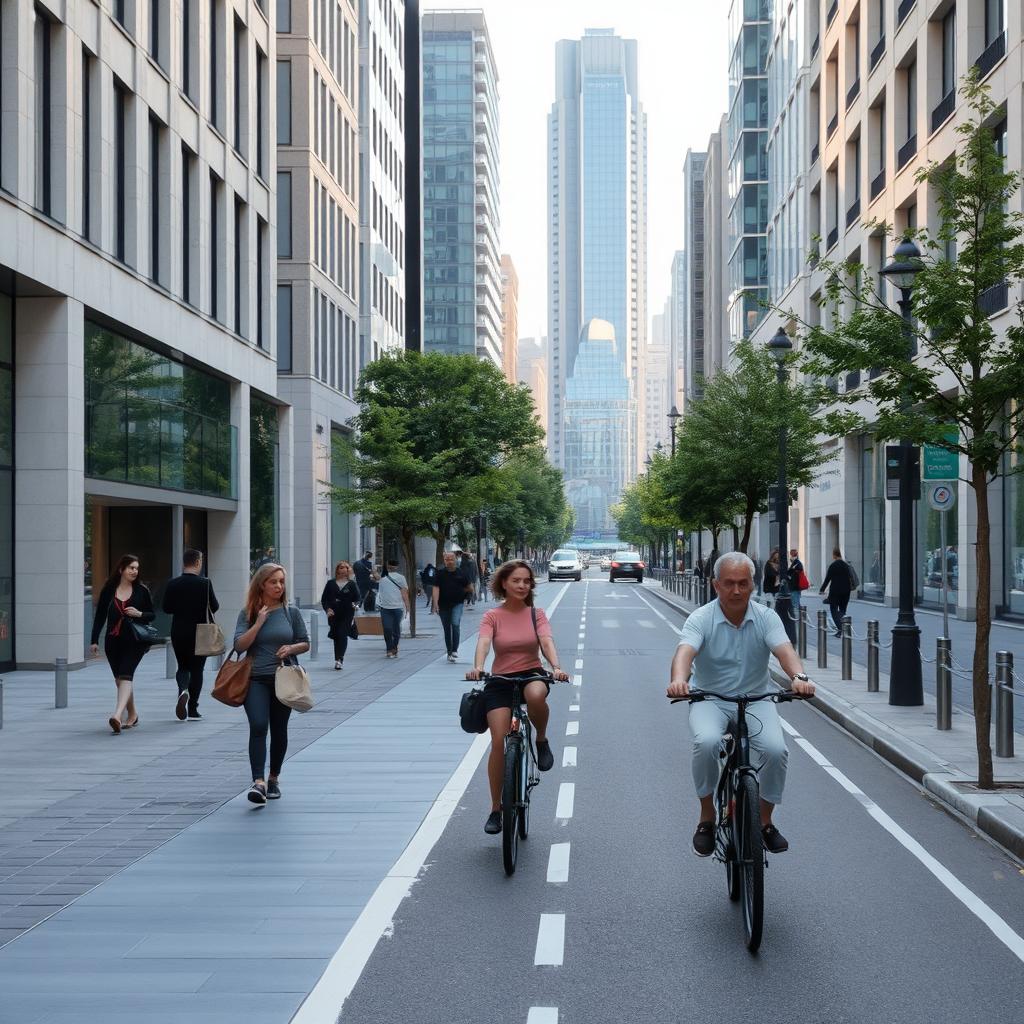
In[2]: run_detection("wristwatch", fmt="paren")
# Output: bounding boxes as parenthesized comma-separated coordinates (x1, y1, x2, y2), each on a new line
(793, 673, 809, 682)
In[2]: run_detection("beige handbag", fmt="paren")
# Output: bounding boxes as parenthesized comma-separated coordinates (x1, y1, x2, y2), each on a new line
(275, 661, 313, 712)
(194, 581, 226, 657)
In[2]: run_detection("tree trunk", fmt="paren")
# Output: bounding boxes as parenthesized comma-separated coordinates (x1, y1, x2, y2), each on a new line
(738, 495, 757, 553)
(433, 523, 449, 567)
(972, 467, 994, 789)
(401, 527, 418, 638)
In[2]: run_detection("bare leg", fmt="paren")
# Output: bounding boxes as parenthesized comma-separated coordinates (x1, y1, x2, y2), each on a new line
(523, 681, 550, 743)
(760, 799, 774, 827)
(113, 679, 133, 722)
(699, 794, 715, 822)
(485, 708, 512, 811)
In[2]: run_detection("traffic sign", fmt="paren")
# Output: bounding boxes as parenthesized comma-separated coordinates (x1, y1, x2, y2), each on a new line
(923, 432, 959, 480)
(927, 482, 956, 512)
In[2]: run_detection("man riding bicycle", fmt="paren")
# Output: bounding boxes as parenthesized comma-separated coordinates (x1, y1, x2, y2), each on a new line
(667, 552, 816, 857)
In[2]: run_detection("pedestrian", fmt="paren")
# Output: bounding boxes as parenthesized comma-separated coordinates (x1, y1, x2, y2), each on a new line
(762, 548, 780, 599)
(479, 558, 491, 602)
(465, 559, 569, 835)
(162, 548, 219, 721)
(90, 554, 156, 734)
(378, 559, 410, 658)
(461, 551, 479, 604)
(432, 550, 473, 662)
(321, 561, 360, 670)
(420, 562, 436, 611)
(819, 546, 853, 637)
(233, 563, 310, 805)
(353, 550, 378, 610)
(787, 547, 806, 615)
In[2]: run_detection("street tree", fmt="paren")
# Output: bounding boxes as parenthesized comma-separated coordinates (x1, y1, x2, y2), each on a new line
(788, 73, 1024, 788)
(486, 448, 572, 559)
(612, 452, 677, 564)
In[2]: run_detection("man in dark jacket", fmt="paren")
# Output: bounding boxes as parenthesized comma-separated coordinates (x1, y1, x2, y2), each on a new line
(432, 551, 472, 662)
(162, 549, 219, 720)
(819, 547, 852, 638)
(353, 551, 378, 609)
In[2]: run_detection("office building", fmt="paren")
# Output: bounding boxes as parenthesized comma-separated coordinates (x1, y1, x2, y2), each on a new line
(421, 10, 502, 366)
(669, 250, 687, 412)
(517, 336, 550, 440)
(646, 300, 671, 454)
(0, 2, 282, 667)
(703, 115, 730, 379)
(277, 0, 363, 604)
(500, 254, 519, 384)
(682, 149, 707, 408)
(548, 28, 648, 479)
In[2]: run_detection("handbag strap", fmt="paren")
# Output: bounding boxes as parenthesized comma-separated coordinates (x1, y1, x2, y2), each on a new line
(205, 579, 214, 623)
(530, 606, 540, 643)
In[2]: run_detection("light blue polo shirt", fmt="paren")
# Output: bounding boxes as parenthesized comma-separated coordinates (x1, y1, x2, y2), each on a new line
(678, 598, 791, 697)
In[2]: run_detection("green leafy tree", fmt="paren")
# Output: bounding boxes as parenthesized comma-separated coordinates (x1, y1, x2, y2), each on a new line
(487, 448, 572, 558)
(788, 73, 1024, 788)
(612, 452, 677, 563)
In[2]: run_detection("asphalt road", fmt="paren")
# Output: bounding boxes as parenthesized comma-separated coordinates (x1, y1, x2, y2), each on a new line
(332, 572, 1024, 1024)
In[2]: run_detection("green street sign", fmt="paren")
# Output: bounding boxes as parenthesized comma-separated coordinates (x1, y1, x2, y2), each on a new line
(922, 431, 959, 481)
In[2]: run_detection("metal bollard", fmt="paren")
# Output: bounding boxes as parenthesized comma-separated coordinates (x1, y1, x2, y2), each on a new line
(309, 610, 320, 660)
(867, 621, 879, 693)
(995, 651, 1014, 758)
(936, 637, 952, 730)
(55, 657, 68, 708)
(798, 607, 807, 660)
(166, 641, 177, 679)
(816, 610, 828, 669)
(841, 616, 853, 680)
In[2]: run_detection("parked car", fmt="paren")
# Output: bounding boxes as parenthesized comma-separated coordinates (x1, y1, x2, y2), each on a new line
(609, 551, 645, 583)
(599, 555, 612, 572)
(548, 548, 583, 582)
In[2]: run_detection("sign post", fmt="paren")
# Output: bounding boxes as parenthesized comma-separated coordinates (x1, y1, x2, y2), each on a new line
(927, 482, 957, 639)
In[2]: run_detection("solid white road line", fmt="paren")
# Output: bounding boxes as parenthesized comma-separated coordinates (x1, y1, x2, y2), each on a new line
(547, 842, 571, 884)
(545, 583, 571, 619)
(562, 746, 577, 767)
(534, 914, 566, 966)
(574, 658, 583, 670)
(565, 720, 579, 736)
(785, 720, 1024, 965)
(290, 731, 490, 1023)
(633, 588, 685, 637)
(527, 1009, 558, 1024)
(555, 782, 575, 819)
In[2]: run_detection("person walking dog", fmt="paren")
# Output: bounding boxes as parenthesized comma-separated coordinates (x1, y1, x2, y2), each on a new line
(321, 561, 360, 670)
(90, 554, 156, 734)
(378, 559, 410, 658)
(163, 549, 219, 720)
(233, 563, 310, 805)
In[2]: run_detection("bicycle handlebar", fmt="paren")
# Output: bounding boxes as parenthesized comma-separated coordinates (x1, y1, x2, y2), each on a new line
(480, 672, 560, 684)
(668, 689, 810, 706)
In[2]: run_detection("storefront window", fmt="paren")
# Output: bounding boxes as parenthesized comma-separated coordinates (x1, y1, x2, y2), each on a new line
(1003, 403, 1024, 617)
(249, 398, 279, 571)
(916, 470, 959, 608)
(860, 436, 885, 599)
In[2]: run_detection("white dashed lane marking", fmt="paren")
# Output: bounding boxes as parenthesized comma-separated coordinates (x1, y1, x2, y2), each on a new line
(547, 843, 571, 884)
(565, 721, 579, 736)
(574, 658, 583, 669)
(569, 704, 579, 712)
(555, 783, 575, 819)
(562, 746, 577, 767)
(527, 1009, 558, 1024)
(534, 915, 566, 966)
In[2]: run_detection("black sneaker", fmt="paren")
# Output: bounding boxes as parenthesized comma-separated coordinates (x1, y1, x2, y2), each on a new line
(536, 739, 554, 772)
(187, 707, 202, 719)
(247, 782, 267, 806)
(484, 810, 502, 834)
(175, 691, 188, 721)
(266, 780, 281, 800)
(762, 823, 789, 853)
(692, 820, 715, 857)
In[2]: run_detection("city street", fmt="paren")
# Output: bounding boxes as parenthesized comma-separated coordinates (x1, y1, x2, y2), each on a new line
(1, 573, 1022, 1023)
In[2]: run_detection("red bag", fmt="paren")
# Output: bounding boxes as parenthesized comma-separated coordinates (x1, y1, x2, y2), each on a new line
(797, 569, 810, 591)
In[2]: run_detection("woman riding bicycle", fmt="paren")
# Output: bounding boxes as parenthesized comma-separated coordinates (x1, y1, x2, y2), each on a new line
(466, 559, 569, 835)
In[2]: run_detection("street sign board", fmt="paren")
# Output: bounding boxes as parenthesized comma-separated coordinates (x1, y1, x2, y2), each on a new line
(923, 432, 959, 480)
(927, 482, 956, 512)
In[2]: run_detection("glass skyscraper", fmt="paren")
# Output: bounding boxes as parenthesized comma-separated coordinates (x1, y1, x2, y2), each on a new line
(421, 11, 502, 366)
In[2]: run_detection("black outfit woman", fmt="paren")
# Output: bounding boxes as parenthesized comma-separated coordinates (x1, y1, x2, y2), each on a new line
(321, 577, 360, 664)
(763, 559, 780, 596)
(91, 581, 156, 681)
(820, 558, 853, 636)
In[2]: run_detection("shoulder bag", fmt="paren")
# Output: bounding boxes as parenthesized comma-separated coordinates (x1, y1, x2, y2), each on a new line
(195, 581, 226, 656)
(458, 687, 488, 733)
(212, 650, 252, 706)
(274, 607, 314, 712)
(130, 620, 160, 644)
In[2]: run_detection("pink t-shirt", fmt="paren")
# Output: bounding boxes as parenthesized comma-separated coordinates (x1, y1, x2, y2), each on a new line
(479, 604, 552, 676)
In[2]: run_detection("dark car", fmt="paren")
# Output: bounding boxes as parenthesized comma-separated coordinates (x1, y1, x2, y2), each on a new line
(609, 551, 645, 583)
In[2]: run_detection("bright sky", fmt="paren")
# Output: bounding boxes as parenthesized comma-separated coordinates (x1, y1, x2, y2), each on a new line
(424, 1, 730, 339)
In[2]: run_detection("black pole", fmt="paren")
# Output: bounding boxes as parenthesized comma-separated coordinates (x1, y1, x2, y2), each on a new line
(774, 358, 795, 643)
(890, 289, 924, 705)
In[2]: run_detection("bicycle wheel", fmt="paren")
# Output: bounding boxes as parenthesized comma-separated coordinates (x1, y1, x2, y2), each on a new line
(736, 773, 764, 952)
(501, 738, 520, 875)
(723, 778, 740, 902)
(517, 742, 531, 840)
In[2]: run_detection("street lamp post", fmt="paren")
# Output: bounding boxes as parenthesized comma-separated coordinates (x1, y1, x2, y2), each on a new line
(880, 236, 924, 706)
(768, 327, 795, 643)
(667, 405, 681, 572)
(644, 451, 654, 568)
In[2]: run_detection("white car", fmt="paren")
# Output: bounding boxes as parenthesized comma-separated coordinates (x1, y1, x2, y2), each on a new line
(548, 548, 583, 582)
(599, 555, 612, 572)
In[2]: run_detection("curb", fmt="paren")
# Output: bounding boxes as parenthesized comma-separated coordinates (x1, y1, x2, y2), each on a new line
(645, 584, 1024, 863)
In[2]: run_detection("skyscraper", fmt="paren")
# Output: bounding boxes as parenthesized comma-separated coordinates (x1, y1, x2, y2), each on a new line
(682, 149, 707, 408)
(421, 10, 502, 367)
(500, 254, 519, 384)
(548, 28, 648, 480)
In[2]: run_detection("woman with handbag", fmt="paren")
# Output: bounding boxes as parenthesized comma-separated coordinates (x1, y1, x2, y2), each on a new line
(90, 554, 156, 734)
(233, 563, 310, 805)
(321, 561, 360, 670)
(465, 559, 569, 836)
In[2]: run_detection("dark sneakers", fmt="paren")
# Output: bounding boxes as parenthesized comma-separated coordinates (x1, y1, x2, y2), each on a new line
(266, 780, 282, 800)
(484, 810, 502, 834)
(692, 820, 715, 857)
(762, 823, 789, 853)
(536, 740, 554, 772)
(175, 691, 189, 721)
(247, 782, 267, 806)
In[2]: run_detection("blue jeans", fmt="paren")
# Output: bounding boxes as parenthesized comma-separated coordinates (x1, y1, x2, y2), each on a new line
(380, 608, 403, 652)
(438, 602, 464, 655)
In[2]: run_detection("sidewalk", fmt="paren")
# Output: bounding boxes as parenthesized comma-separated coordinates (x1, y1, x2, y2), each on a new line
(644, 581, 1024, 861)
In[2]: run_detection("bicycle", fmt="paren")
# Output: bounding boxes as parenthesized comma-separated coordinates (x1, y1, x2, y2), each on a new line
(481, 672, 557, 876)
(670, 688, 807, 953)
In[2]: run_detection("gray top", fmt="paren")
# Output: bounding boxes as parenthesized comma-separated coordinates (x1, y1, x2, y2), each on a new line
(233, 605, 309, 677)
(377, 572, 408, 610)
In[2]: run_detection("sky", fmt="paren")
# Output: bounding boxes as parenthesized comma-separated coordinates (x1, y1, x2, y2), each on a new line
(424, 1, 730, 340)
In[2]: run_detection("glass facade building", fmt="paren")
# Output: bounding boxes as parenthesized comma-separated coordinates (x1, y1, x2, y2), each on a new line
(422, 12, 501, 365)
(564, 320, 634, 532)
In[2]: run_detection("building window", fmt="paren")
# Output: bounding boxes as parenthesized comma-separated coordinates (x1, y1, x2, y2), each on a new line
(276, 171, 291, 257)
(860, 437, 885, 599)
(276, 60, 291, 144)
(233, 16, 246, 155)
(182, 0, 198, 101)
(941, 10, 955, 98)
(234, 195, 244, 336)
(906, 60, 916, 142)
(33, 6, 52, 218)
(82, 48, 95, 241)
(985, 0, 1005, 44)
(257, 217, 267, 349)
(149, 0, 162, 66)
(1003, 403, 1024, 617)
(149, 116, 163, 285)
(210, 172, 221, 321)
(277, 0, 291, 33)
(256, 48, 267, 177)
(210, 0, 221, 130)
(181, 146, 196, 304)
(277, 284, 292, 370)
(114, 0, 129, 29)
(114, 80, 128, 263)
(249, 399, 279, 572)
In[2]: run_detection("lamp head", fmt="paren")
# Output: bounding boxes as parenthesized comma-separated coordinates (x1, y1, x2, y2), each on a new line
(667, 405, 681, 423)
(767, 326, 793, 365)
(880, 236, 923, 291)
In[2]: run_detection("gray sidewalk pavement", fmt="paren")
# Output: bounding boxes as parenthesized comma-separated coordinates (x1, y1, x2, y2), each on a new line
(644, 580, 1024, 861)
(0, 600, 473, 951)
